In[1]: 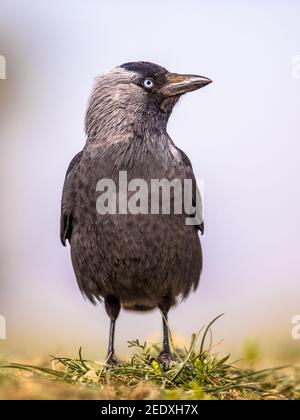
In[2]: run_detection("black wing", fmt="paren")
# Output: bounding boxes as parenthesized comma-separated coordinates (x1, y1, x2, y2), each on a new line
(177, 148, 204, 235)
(60, 151, 83, 246)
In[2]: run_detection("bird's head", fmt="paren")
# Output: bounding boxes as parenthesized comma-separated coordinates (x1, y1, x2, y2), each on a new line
(86, 61, 212, 141)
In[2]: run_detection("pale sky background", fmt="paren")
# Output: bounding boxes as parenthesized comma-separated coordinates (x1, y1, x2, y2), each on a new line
(0, 0, 300, 360)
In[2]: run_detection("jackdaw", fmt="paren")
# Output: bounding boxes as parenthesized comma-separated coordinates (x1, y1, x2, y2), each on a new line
(60, 61, 212, 367)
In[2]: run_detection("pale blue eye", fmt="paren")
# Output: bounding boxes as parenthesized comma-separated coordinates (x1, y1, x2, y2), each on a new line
(143, 79, 154, 89)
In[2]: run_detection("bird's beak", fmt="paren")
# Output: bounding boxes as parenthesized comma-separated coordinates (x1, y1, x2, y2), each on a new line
(161, 73, 212, 97)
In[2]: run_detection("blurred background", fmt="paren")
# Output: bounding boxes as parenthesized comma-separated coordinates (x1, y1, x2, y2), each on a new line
(0, 0, 300, 362)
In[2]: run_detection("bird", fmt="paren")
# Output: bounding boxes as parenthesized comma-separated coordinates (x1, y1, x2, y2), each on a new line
(60, 61, 212, 368)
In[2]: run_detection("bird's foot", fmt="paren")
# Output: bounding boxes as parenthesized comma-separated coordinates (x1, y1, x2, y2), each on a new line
(105, 353, 122, 367)
(156, 351, 176, 371)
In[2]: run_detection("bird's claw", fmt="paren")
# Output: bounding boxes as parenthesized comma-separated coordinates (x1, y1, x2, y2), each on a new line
(105, 354, 122, 367)
(156, 351, 176, 371)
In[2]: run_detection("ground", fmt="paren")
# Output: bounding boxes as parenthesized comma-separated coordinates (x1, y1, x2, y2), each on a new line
(1, 317, 299, 400)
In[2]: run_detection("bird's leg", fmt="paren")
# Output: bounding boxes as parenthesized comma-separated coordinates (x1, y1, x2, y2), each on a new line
(157, 298, 175, 370)
(104, 295, 121, 365)
(161, 311, 171, 353)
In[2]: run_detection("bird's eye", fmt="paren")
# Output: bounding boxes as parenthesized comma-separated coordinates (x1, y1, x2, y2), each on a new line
(143, 79, 154, 89)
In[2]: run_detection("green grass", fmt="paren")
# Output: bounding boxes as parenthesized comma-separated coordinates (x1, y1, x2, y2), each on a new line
(1, 315, 300, 400)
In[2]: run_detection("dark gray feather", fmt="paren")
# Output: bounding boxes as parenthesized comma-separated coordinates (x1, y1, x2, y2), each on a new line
(60, 151, 83, 246)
